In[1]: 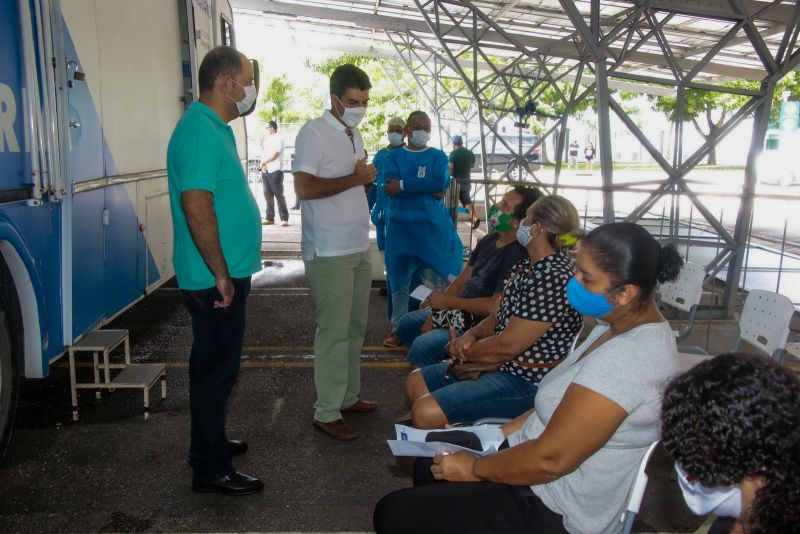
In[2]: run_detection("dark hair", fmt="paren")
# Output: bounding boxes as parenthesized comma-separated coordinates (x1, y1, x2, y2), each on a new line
(330, 64, 372, 97)
(198, 46, 242, 93)
(509, 185, 544, 220)
(581, 222, 682, 301)
(661, 352, 800, 533)
(267, 120, 278, 131)
(406, 110, 428, 125)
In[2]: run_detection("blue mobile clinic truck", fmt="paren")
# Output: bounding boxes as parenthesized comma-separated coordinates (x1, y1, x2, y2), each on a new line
(0, 0, 249, 457)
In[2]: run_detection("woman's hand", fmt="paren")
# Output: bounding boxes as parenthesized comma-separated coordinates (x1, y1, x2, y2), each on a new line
(431, 451, 480, 482)
(420, 315, 434, 333)
(446, 332, 476, 362)
(428, 291, 450, 310)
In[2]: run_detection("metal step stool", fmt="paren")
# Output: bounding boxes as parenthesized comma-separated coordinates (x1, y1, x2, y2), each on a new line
(68, 329, 166, 421)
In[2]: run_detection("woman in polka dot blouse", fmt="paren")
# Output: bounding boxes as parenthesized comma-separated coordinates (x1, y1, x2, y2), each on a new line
(405, 195, 584, 428)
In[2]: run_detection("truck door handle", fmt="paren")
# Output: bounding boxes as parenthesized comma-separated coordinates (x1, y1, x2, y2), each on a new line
(69, 121, 80, 129)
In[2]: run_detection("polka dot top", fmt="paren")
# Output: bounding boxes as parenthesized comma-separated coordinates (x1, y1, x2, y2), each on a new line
(496, 251, 583, 383)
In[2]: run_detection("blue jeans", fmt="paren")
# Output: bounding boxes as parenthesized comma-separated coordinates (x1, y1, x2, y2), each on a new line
(421, 363, 538, 424)
(397, 308, 451, 367)
(181, 277, 251, 480)
(390, 268, 445, 330)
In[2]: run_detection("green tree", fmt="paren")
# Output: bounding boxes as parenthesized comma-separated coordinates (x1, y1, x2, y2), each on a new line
(769, 69, 800, 125)
(648, 72, 800, 165)
(649, 84, 751, 165)
(257, 74, 292, 123)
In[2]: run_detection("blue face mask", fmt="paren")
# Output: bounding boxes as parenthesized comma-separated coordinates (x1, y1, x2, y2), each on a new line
(516, 223, 533, 247)
(566, 277, 614, 318)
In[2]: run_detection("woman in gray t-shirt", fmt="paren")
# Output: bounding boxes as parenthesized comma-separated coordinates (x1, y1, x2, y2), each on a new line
(374, 222, 683, 534)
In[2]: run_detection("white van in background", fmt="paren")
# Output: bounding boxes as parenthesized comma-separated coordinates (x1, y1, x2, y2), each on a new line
(757, 129, 799, 186)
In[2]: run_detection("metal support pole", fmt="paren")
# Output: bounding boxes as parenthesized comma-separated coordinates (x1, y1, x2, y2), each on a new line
(722, 80, 775, 315)
(592, 0, 615, 222)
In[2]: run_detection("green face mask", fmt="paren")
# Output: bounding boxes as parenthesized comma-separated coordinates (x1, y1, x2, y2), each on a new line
(487, 204, 515, 232)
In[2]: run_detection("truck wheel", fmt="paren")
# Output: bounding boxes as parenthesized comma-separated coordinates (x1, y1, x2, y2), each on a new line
(0, 301, 19, 461)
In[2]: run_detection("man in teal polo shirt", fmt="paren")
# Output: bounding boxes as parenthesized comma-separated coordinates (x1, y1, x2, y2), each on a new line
(167, 46, 262, 496)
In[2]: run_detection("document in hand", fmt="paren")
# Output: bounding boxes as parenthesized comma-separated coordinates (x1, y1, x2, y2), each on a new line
(387, 424, 505, 457)
(410, 284, 433, 301)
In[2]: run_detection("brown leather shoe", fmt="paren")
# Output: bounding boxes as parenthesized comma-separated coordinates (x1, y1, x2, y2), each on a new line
(313, 418, 357, 441)
(342, 399, 378, 413)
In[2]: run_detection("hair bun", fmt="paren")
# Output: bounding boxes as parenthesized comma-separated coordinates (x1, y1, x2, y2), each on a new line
(657, 244, 683, 283)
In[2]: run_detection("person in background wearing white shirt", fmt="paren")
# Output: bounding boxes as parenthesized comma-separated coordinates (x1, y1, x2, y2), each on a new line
(260, 120, 288, 226)
(292, 64, 378, 441)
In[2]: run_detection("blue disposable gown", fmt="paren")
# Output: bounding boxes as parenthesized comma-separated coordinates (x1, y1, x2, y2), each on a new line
(370, 147, 393, 251)
(383, 146, 463, 291)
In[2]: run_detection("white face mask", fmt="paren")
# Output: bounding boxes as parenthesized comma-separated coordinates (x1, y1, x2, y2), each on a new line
(228, 78, 257, 116)
(410, 130, 430, 147)
(516, 223, 533, 247)
(388, 132, 404, 147)
(334, 95, 366, 128)
(675, 463, 742, 518)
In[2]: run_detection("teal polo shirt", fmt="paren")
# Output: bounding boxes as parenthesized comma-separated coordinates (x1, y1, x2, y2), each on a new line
(167, 102, 261, 290)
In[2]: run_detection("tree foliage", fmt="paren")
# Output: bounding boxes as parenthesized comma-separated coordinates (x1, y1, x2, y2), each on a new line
(647, 71, 800, 164)
(256, 72, 321, 126)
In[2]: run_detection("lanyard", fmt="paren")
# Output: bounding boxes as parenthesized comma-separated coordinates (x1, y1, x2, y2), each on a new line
(345, 128, 356, 154)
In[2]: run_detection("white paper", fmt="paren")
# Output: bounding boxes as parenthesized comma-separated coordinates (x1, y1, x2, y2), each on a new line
(388, 424, 505, 457)
(410, 284, 433, 301)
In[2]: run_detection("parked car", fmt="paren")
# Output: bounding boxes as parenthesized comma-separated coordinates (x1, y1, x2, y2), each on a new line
(470, 133, 542, 175)
(757, 129, 799, 186)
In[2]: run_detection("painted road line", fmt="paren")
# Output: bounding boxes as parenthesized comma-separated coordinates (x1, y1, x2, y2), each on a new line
(57, 360, 413, 369)
(147, 345, 406, 355)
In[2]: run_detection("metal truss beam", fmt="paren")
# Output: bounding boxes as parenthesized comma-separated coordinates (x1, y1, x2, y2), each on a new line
(235, 0, 800, 316)
(640, 0, 796, 23)
(235, 0, 769, 80)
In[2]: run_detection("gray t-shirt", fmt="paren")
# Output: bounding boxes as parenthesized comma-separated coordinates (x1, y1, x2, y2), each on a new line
(508, 321, 679, 534)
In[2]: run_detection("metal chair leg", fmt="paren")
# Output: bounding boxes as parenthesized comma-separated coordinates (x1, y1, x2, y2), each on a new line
(68, 349, 79, 422)
(92, 351, 101, 399)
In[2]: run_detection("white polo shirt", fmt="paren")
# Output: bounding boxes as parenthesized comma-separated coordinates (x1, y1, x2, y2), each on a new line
(261, 133, 284, 173)
(292, 110, 370, 260)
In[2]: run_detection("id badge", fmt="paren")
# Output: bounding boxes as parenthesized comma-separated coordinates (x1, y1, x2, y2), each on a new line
(417, 165, 426, 178)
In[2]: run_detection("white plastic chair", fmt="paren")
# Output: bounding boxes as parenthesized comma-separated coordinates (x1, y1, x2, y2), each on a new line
(678, 289, 795, 372)
(734, 289, 794, 363)
(620, 441, 660, 534)
(658, 262, 705, 343)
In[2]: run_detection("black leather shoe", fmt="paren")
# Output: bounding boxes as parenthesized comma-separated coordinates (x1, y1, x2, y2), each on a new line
(228, 439, 248, 457)
(192, 471, 264, 496)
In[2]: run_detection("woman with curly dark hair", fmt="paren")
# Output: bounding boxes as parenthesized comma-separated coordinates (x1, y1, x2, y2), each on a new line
(374, 223, 684, 534)
(662, 352, 800, 534)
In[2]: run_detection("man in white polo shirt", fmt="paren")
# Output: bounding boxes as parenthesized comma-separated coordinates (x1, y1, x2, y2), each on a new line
(292, 64, 378, 441)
